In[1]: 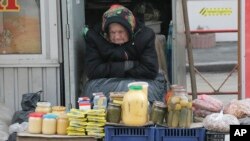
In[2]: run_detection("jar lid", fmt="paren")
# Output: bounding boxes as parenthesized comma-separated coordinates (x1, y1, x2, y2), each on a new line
(128, 85, 142, 90)
(153, 101, 166, 108)
(43, 113, 58, 119)
(29, 112, 44, 118)
(37, 101, 51, 107)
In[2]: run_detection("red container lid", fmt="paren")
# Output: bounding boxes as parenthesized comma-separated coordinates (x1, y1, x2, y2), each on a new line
(29, 112, 44, 118)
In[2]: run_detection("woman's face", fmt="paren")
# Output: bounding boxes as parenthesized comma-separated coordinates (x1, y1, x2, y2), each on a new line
(108, 23, 129, 45)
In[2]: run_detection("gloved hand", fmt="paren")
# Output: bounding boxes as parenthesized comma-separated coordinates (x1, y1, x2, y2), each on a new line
(81, 25, 89, 37)
(124, 61, 139, 71)
(124, 61, 134, 71)
(108, 49, 127, 61)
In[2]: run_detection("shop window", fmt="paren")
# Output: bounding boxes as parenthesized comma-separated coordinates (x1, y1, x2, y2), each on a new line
(0, 0, 41, 54)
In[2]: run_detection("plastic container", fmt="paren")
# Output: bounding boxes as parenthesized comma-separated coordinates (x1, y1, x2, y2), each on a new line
(122, 85, 148, 126)
(28, 112, 44, 134)
(42, 113, 58, 135)
(93, 92, 107, 109)
(35, 102, 52, 114)
(107, 103, 121, 123)
(105, 126, 155, 141)
(56, 114, 69, 135)
(150, 101, 166, 124)
(155, 127, 206, 141)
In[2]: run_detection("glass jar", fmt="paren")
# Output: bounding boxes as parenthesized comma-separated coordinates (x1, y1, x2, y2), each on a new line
(122, 85, 148, 126)
(56, 114, 69, 135)
(28, 112, 44, 134)
(107, 103, 121, 123)
(42, 114, 58, 135)
(167, 88, 191, 128)
(150, 101, 166, 124)
(35, 102, 52, 114)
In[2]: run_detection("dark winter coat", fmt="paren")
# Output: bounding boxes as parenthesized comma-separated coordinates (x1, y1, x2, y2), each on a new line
(84, 22, 159, 80)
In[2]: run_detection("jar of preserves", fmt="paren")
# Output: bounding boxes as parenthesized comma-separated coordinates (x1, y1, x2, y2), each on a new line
(150, 101, 166, 124)
(107, 103, 121, 123)
(35, 102, 52, 114)
(56, 114, 69, 135)
(42, 114, 58, 134)
(122, 85, 148, 126)
(28, 112, 44, 134)
(167, 88, 192, 128)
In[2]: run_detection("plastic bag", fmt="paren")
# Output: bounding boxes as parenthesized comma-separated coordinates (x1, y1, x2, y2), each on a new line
(11, 90, 42, 124)
(203, 111, 239, 132)
(11, 110, 33, 124)
(224, 99, 250, 118)
(193, 94, 223, 112)
(21, 90, 42, 111)
(9, 122, 28, 134)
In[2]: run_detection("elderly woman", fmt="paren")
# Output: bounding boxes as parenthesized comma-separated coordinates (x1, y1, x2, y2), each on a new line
(82, 4, 168, 103)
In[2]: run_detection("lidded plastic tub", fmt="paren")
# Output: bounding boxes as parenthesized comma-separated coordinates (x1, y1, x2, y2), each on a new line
(42, 113, 58, 134)
(56, 114, 69, 135)
(28, 112, 44, 134)
(35, 102, 52, 113)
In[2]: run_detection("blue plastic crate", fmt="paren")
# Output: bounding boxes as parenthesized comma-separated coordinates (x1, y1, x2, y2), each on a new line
(105, 126, 155, 141)
(155, 127, 206, 141)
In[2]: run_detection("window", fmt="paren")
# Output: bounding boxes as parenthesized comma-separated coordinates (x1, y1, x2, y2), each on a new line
(0, 0, 41, 54)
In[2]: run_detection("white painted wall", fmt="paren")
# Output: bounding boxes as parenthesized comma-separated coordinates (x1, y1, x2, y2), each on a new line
(187, 0, 238, 42)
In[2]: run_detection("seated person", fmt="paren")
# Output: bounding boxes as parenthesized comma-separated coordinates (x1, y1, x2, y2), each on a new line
(82, 4, 168, 104)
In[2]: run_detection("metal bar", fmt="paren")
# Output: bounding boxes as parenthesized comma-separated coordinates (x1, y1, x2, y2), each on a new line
(188, 91, 239, 95)
(217, 64, 238, 91)
(182, 0, 197, 100)
(237, 0, 242, 100)
(190, 29, 238, 34)
(194, 67, 217, 91)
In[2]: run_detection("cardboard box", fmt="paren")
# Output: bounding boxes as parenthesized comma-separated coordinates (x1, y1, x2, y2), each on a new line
(17, 132, 98, 141)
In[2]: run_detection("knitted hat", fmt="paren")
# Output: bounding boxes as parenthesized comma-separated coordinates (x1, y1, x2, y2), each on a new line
(102, 4, 136, 37)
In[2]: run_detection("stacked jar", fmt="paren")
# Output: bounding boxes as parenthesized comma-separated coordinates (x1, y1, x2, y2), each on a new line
(167, 87, 192, 128)
(35, 102, 52, 114)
